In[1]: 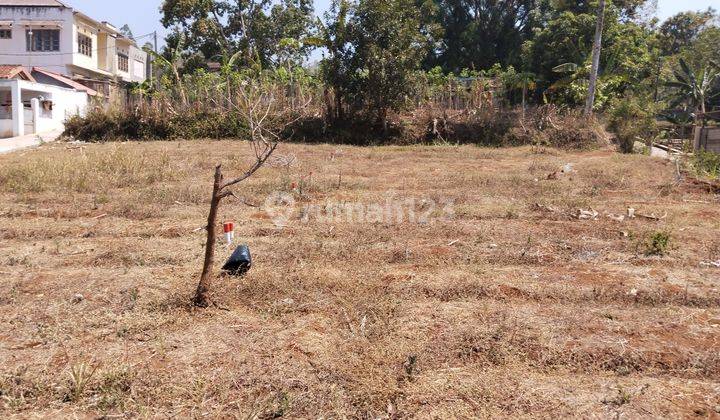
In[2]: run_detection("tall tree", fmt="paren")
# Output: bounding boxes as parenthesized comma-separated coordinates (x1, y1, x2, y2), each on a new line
(350, 0, 440, 132)
(428, 0, 538, 72)
(318, 0, 354, 120)
(119, 24, 135, 41)
(585, 0, 606, 115)
(524, 1, 655, 108)
(658, 8, 717, 56)
(160, 0, 316, 68)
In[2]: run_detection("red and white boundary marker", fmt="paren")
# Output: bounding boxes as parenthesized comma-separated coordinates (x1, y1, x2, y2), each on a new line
(223, 222, 235, 244)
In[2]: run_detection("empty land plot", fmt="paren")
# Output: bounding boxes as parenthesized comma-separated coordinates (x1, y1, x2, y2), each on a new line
(0, 140, 719, 418)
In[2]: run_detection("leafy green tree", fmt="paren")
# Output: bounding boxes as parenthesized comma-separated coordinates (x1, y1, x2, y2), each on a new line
(145, 33, 188, 104)
(549, 0, 648, 20)
(658, 8, 716, 56)
(317, 0, 354, 120)
(244, 0, 317, 68)
(160, 0, 316, 68)
(350, 0, 440, 132)
(523, 2, 656, 108)
(161, 0, 230, 58)
(427, 0, 538, 72)
(119, 24, 135, 41)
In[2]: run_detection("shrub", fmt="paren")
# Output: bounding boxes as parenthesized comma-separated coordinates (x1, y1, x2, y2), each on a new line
(645, 231, 671, 256)
(692, 150, 720, 179)
(64, 107, 250, 142)
(607, 96, 658, 154)
(504, 106, 605, 150)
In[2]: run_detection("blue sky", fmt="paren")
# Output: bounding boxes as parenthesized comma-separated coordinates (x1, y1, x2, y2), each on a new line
(63, 0, 720, 50)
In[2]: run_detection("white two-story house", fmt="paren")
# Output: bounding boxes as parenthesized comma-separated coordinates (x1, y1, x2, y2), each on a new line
(0, 0, 148, 88)
(0, 0, 150, 139)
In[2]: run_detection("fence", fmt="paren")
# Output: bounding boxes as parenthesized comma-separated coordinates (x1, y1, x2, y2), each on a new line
(695, 126, 720, 153)
(693, 111, 720, 153)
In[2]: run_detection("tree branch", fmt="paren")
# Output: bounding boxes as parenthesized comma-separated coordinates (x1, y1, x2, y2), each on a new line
(220, 142, 278, 190)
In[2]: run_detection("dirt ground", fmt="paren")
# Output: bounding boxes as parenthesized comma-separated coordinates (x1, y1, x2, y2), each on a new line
(0, 140, 719, 418)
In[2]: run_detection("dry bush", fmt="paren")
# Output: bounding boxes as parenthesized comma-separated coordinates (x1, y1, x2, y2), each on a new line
(505, 106, 607, 150)
(410, 105, 607, 149)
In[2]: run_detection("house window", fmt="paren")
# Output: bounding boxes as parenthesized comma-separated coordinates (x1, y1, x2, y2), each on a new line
(0, 29, 11, 39)
(78, 33, 92, 56)
(26, 29, 60, 52)
(118, 53, 128, 72)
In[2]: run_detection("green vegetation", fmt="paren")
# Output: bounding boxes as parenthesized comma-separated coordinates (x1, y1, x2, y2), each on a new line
(646, 231, 672, 256)
(692, 150, 720, 179)
(607, 95, 658, 153)
(64, 1, 720, 153)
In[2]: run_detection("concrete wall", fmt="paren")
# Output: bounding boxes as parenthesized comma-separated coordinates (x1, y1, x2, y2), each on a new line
(0, 6, 148, 82)
(0, 6, 74, 75)
(0, 119, 11, 138)
(129, 44, 147, 83)
(35, 83, 88, 133)
(71, 15, 99, 74)
(0, 80, 88, 138)
(697, 127, 720, 154)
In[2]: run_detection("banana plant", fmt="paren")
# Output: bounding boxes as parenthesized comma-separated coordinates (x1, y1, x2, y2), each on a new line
(144, 32, 187, 106)
(506, 71, 536, 118)
(665, 58, 720, 119)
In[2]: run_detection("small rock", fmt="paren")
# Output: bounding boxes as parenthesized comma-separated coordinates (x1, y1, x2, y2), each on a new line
(280, 298, 295, 306)
(71, 294, 84, 304)
(576, 250, 598, 261)
(700, 260, 720, 268)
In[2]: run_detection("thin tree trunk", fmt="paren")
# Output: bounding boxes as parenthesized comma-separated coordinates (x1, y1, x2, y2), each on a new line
(522, 83, 527, 120)
(379, 108, 388, 136)
(585, 0, 606, 116)
(193, 165, 223, 308)
(335, 87, 344, 121)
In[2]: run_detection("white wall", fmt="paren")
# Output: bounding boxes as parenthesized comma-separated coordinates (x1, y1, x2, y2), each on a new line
(113, 39, 148, 83)
(0, 119, 11, 138)
(71, 16, 99, 74)
(0, 6, 148, 82)
(0, 80, 88, 138)
(129, 44, 147, 83)
(0, 6, 75, 75)
(35, 84, 88, 133)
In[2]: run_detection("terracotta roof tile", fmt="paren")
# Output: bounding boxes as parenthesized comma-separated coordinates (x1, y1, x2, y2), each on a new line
(31, 67, 98, 96)
(0, 65, 36, 82)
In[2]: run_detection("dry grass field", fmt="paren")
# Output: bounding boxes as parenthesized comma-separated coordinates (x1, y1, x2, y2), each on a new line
(0, 140, 719, 418)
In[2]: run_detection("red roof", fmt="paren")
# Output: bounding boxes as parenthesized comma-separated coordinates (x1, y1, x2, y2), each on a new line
(31, 67, 98, 96)
(0, 65, 36, 82)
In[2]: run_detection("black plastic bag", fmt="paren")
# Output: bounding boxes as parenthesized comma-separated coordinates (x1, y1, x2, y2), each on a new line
(222, 245, 252, 276)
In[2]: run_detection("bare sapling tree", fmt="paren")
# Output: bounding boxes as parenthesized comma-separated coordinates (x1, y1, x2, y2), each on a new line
(193, 79, 310, 308)
(585, 0, 606, 116)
